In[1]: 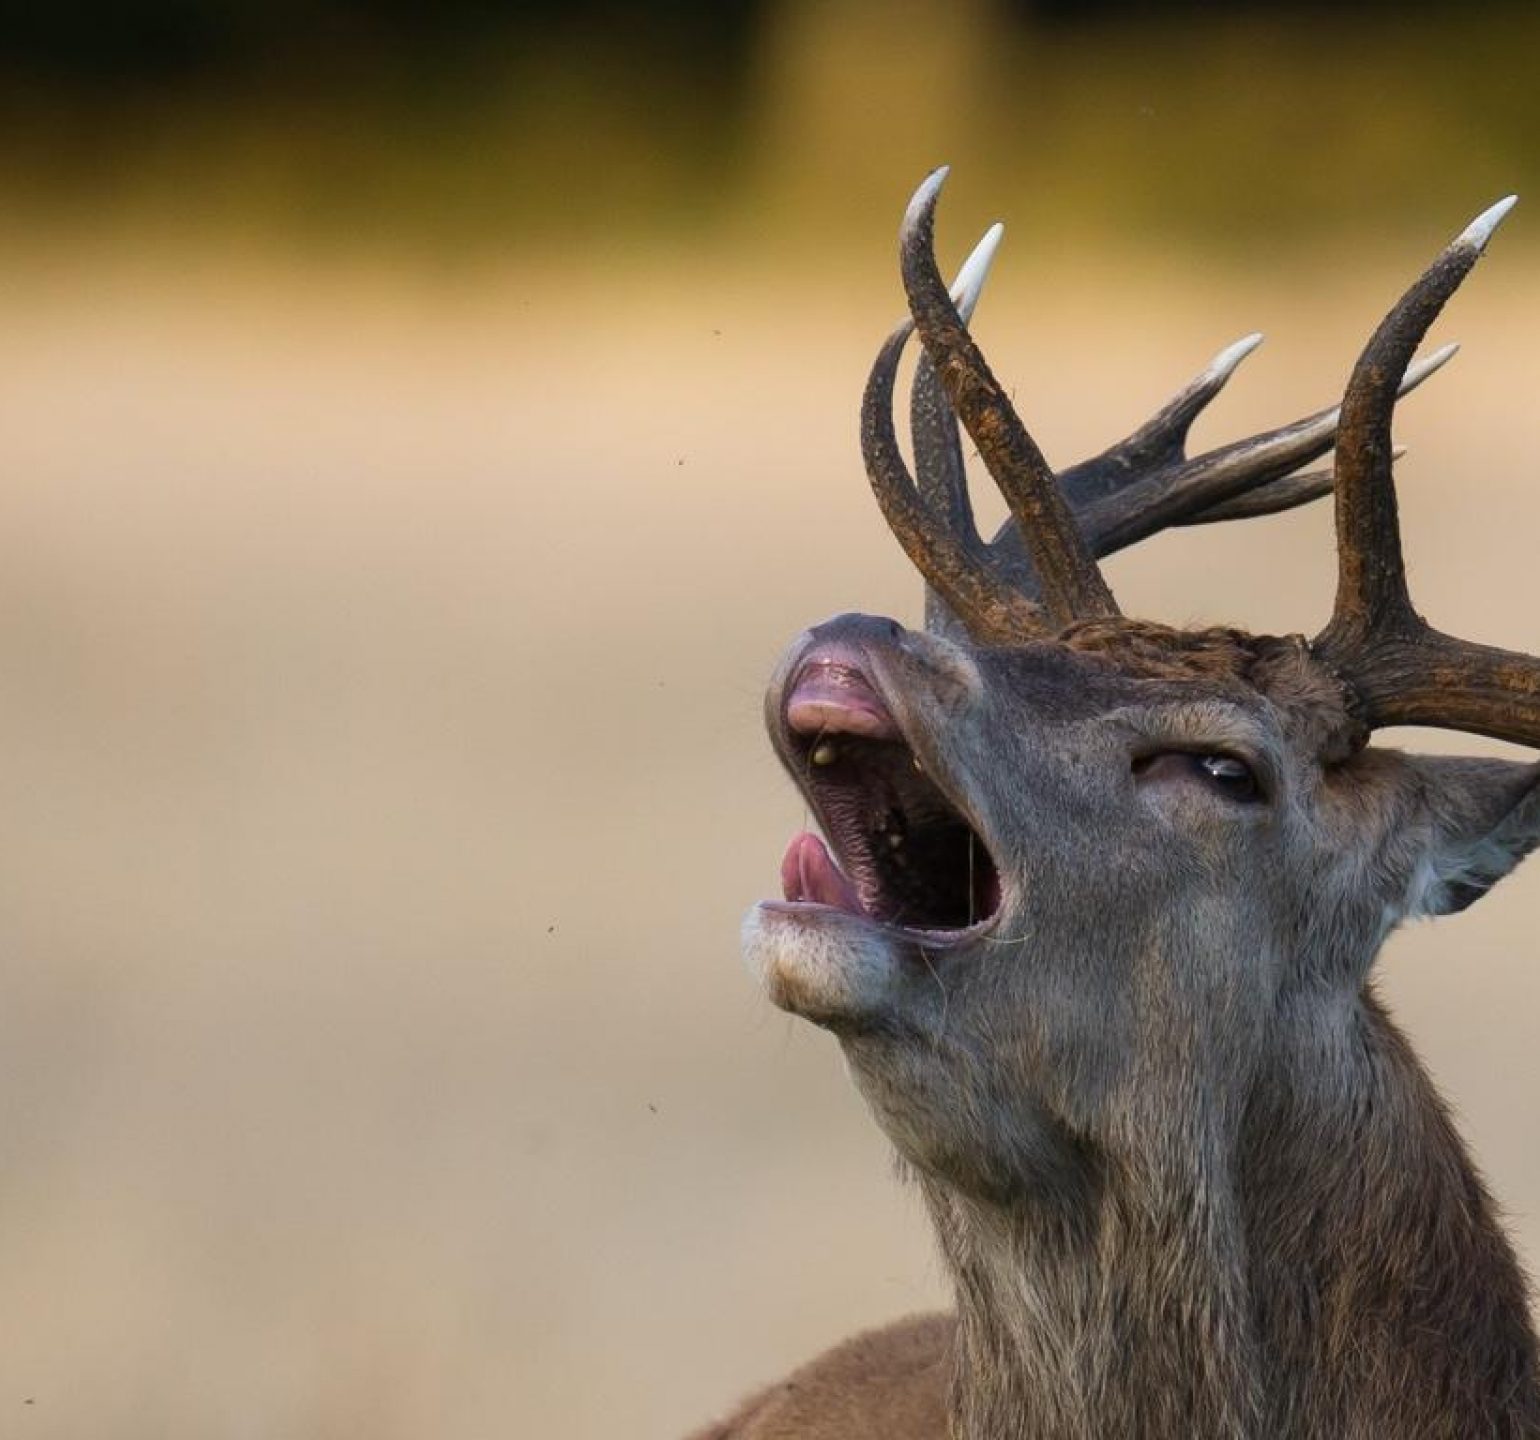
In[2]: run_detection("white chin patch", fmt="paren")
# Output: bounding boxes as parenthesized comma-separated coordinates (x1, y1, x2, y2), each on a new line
(741, 904, 900, 1026)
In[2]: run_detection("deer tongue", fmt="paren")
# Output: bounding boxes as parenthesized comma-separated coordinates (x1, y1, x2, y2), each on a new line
(781, 830, 864, 914)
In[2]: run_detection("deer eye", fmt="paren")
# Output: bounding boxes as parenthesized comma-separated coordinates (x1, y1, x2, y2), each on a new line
(1132, 750, 1265, 805)
(1194, 753, 1261, 802)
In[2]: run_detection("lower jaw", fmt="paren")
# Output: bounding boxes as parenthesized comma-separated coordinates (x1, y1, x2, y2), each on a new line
(754, 897, 999, 949)
(742, 902, 889, 1026)
(745, 899, 997, 979)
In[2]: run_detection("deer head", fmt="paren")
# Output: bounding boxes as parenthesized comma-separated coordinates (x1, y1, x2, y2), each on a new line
(741, 170, 1540, 1436)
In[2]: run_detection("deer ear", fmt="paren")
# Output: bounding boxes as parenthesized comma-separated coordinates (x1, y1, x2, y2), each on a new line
(1406, 757, 1540, 917)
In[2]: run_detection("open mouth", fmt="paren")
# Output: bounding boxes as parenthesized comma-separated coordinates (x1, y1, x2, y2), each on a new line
(776, 650, 1002, 936)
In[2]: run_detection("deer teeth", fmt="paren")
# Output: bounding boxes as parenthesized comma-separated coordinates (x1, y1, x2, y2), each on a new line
(811, 741, 839, 766)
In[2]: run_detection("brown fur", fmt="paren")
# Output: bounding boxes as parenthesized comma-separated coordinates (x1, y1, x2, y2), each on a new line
(1057, 620, 1365, 760)
(705, 180, 1540, 1437)
(721, 614, 1540, 1439)
(687, 1314, 952, 1440)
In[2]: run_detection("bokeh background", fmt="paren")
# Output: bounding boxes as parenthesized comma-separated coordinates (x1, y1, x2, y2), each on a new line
(1, 2, 1538, 1436)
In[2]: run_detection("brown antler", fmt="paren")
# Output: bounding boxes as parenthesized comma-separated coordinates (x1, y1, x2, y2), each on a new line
(862, 315, 1048, 645)
(901, 168, 1121, 628)
(1008, 341, 1451, 562)
(864, 169, 1456, 643)
(1311, 197, 1540, 750)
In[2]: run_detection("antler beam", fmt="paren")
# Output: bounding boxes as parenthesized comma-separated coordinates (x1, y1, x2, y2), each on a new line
(1311, 197, 1540, 750)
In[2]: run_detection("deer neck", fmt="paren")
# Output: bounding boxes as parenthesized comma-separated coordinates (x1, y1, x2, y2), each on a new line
(1235, 989, 1539, 1434)
(920, 989, 1540, 1440)
(923, 1134, 1263, 1440)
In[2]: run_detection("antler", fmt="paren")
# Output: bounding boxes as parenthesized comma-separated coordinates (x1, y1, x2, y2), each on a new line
(899, 169, 1120, 628)
(863, 168, 1454, 643)
(988, 338, 1451, 579)
(862, 313, 1047, 645)
(1311, 198, 1540, 749)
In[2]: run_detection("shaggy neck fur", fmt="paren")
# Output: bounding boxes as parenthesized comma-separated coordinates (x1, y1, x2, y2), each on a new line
(922, 993, 1540, 1440)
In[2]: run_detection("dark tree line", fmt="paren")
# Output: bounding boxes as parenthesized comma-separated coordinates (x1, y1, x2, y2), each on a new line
(0, 0, 1449, 92)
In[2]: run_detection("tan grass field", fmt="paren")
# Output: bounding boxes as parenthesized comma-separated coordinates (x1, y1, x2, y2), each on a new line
(0, 228, 1537, 1437)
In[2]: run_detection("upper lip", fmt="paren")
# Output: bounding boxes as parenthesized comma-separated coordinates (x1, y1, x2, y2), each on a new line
(783, 647, 901, 743)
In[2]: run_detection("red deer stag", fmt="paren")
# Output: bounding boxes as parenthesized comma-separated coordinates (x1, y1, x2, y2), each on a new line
(693, 169, 1540, 1439)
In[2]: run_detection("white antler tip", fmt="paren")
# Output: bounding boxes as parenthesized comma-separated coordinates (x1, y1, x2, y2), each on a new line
(950, 222, 1005, 321)
(904, 166, 951, 230)
(1460, 194, 1518, 252)
(1399, 342, 1459, 393)
(1211, 332, 1264, 377)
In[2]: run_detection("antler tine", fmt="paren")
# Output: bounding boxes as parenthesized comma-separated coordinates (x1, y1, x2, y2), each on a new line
(1179, 465, 1335, 526)
(911, 224, 1003, 635)
(900, 168, 1120, 626)
(1322, 202, 1513, 644)
(1129, 331, 1266, 465)
(1176, 448, 1404, 527)
(971, 343, 1454, 573)
(1050, 339, 1455, 543)
(910, 224, 1003, 549)
(1061, 332, 1264, 508)
(860, 318, 1047, 646)
(1077, 345, 1454, 554)
(1311, 196, 1540, 750)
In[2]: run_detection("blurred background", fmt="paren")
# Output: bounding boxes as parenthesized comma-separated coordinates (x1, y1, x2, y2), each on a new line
(0, 2, 1538, 1435)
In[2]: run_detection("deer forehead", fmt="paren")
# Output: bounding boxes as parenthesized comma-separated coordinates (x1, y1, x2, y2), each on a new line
(967, 620, 1362, 764)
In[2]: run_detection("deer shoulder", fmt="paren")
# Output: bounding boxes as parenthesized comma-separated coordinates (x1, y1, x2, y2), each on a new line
(687, 1314, 953, 1439)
